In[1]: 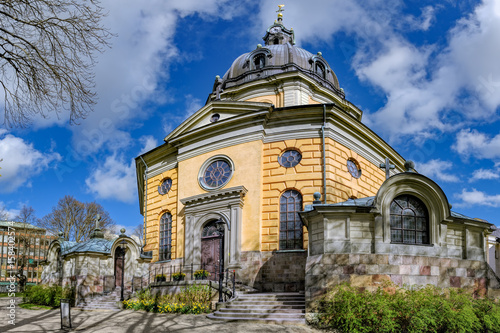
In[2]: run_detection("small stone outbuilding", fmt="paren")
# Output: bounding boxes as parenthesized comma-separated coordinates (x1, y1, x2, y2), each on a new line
(41, 226, 151, 304)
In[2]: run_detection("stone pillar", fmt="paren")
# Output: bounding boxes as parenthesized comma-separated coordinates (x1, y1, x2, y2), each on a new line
(184, 215, 195, 266)
(228, 205, 242, 269)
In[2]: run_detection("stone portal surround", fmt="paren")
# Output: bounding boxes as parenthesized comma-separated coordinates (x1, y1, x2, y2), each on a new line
(239, 250, 307, 292)
(306, 253, 489, 311)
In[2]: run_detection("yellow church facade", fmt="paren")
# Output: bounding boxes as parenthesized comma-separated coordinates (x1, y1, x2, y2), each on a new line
(135, 14, 410, 291)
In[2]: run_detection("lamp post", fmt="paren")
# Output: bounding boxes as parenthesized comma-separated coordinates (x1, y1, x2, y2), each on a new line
(119, 237, 127, 302)
(215, 219, 225, 303)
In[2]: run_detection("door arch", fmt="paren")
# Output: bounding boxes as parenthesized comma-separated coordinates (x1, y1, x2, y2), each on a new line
(114, 247, 125, 288)
(201, 220, 223, 281)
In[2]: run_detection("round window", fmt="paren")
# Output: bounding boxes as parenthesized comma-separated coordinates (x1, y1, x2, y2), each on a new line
(210, 113, 220, 123)
(199, 156, 234, 190)
(278, 150, 302, 168)
(347, 159, 361, 178)
(158, 178, 172, 195)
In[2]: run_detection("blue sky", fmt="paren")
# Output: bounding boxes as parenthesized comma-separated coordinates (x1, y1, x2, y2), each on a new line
(1, 0, 500, 233)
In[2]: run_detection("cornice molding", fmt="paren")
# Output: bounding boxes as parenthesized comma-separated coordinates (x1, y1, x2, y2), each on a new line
(181, 186, 248, 213)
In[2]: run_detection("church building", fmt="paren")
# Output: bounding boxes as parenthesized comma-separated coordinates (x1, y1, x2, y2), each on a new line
(135, 8, 500, 305)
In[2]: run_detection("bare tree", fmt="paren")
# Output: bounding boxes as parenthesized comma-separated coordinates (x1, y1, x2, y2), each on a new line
(38, 195, 114, 242)
(0, 0, 112, 126)
(0, 204, 8, 220)
(15, 205, 39, 292)
(132, 223, 144, 248)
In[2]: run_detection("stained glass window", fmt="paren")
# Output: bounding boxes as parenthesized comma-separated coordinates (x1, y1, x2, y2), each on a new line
(278, 150, 302, 168)
(158, 178, 172, 195)
(159, 213, 172, 261)
(279, 190, 303, 250)
(201, 159, 232, 189)
(347, 159, 361, 179)
(390, 195, 429, 245)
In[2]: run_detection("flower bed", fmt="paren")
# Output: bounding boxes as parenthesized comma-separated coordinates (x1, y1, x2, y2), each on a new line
(123, 284, 212, 315)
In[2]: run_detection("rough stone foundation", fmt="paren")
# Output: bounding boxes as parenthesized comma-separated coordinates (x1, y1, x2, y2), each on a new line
(306, 253, 493, 311)
(239, 250, 307, 292)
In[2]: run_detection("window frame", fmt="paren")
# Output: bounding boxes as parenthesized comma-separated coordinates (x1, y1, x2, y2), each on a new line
(158, 178, 173, 195)
(253, 54, 266, 70)
(198, 155, 235, 191)
(315, 62, 326, 79)
(279, 190, 304, 250)
(159, 212, 172, 261)
(278, 149, 302, 168)
(390, 195, 430, 245)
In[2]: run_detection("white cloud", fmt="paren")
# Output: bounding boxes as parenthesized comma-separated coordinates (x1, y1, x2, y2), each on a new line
(138, 136, 159, 156)
(85, 136, 157, 203)
(162, 95, 203, 135)
(0, 202, 20, 220)
(85, 155, 136, 203)
(415, 159, 460, 183)
(452, 129, 500, 159)
(0, 132, 61, 192)
(455, 188, 500, 207)
(470, 168, 500, 182)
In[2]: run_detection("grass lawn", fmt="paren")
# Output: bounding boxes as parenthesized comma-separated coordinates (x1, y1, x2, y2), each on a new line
(0, 292, 25, 298)
(19, 303, 53, 310)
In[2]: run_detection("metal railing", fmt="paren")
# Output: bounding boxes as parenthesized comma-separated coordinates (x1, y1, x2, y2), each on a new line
(85, 263, 238, 303)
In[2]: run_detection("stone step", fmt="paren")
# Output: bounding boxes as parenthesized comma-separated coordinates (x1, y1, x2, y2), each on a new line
(227, 300, 305, 306)
(224, 304, 305, 310)
(212, 311, 305, 319)
(207, 292, 306, 325)
(206, 314, 306, 325)
(219, 308, 304, 314)
(236, 296, 305, 302)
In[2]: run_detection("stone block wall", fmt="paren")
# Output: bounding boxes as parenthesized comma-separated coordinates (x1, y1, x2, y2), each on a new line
(239, 250, 307, 292)
(306, 253, 490, 311)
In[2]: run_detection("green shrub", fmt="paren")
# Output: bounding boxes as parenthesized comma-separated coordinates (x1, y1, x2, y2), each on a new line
(24, 285, 62, 307)
(123, 284, 212, 314)
(316, 284, 500, 333)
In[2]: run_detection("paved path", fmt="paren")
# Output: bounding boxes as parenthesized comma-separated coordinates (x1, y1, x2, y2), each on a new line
(0, 297, 323, 333)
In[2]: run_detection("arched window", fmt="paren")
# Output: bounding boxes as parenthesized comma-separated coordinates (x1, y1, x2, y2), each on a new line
(159, 212, 172, 261)
(254, 54, 265, 69)
(273, 38, 279, 45)
(56, 248, 62, 273)
(279, 190, 303, 250)
(390, 195, 429, 244)
(315, 62, 325, 79)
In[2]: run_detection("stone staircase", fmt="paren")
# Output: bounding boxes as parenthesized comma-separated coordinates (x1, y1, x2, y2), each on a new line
(207, 292, 306, 325)
(73, 288, 124, 311)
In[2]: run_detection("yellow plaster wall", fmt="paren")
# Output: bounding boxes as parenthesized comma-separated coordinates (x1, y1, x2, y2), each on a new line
(308, 96, 321, 105)
(144, 137, 387, 260)
(177, 140, 264, 256)
(144, 168, 178, 262)
(262, 138, 386, 252)
(245, 93, 284, 108)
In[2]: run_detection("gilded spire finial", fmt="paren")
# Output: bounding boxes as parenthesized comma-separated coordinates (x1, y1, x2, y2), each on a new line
(277, 4, 285, 22)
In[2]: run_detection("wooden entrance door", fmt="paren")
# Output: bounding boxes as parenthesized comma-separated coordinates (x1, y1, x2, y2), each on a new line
(201, 221, 223, 281)
(114, 247, 125, 288)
